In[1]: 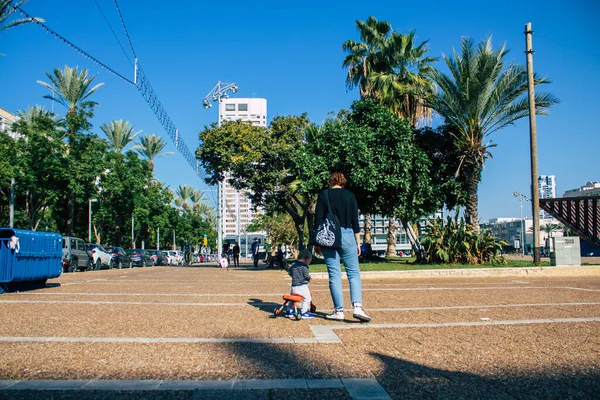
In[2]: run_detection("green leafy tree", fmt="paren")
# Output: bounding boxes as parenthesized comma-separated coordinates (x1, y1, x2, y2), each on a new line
(426, 37, 559, 231)
(132, 133, 174, 171)
(92, 151, 151, 245)
(247, 212, 299, 255)
(101, 119, 141, 153)
(298, 100, 440, 257)
(9, 109, 67, 230)
(343, 19, 437, 252)
(198, 116, 315, 250)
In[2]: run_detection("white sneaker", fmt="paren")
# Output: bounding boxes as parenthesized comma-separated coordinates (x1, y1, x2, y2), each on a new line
(353, 303, 371, 322)
(326, 308, 345, 321)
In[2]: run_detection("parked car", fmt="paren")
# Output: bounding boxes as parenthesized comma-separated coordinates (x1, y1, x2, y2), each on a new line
(161, 250, 173, 265)
(147, 249, 167, 266)
(106, 246, 132, 269)
(62, 236, 92, 272)
(169, 250, 182, 265)
(126, 249, 154, 267)
(86, 243, 114, 270)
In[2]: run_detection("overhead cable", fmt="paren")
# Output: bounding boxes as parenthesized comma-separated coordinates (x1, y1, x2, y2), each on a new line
(113, 0, 137, 59)
(15, 3, 206, 181)
(14, 4, 135, 86)
(93, 0, 134, 68)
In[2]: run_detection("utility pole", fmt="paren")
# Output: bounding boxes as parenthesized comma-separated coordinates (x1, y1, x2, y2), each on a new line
(9, 178, 14, 228)
(525, 22, 541, 265)
(131, 215, 134, 249)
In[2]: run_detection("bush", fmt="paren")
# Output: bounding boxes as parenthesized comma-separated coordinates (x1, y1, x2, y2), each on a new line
(421, 214, 507, 265)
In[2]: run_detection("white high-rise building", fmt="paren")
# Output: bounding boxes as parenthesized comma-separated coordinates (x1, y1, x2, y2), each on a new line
(538, 175, 556, 219)
(218, 98, 267, 255)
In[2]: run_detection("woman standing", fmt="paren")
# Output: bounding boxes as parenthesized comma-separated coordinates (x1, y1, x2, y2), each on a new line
(314, 172, 371, 322)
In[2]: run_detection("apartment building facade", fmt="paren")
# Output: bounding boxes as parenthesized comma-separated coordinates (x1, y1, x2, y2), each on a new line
(538, 175, 556, 219)
(218, 98, 267, 255)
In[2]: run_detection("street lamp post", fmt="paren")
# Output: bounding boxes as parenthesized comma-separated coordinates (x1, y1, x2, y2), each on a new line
(88, 199, 98, 243)
(202, 81, 239, 257)
(512, 192, 529, 256)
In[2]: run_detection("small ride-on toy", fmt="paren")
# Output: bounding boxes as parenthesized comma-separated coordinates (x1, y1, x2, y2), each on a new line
(273, 293, 317, 320)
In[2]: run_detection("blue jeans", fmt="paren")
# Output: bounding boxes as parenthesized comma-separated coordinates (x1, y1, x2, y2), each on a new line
(322, 227, 362, 309)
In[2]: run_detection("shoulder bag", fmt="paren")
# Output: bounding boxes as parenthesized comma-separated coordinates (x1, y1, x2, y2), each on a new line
(312, 189, 342, 250)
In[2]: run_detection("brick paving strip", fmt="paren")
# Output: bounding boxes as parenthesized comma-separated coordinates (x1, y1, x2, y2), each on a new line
(0, 378, 391, 399)
(1, 316, 599, 344)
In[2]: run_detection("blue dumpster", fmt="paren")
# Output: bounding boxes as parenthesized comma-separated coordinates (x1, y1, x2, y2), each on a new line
(0, 229, 62, 288)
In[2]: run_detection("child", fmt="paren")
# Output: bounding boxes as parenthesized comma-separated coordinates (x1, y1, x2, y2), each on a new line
(219, 254, 229, 269)
(286, 249, 313, 319)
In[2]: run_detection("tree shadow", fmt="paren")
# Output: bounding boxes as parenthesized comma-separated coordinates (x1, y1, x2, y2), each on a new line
(216, 339, 600, 399)
(370, 352, 600, 399)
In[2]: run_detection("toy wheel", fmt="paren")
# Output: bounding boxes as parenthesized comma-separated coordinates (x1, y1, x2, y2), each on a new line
(274, 308, 282, 316)
(294, 312, 302, 321)
(310, 304, 316, 313)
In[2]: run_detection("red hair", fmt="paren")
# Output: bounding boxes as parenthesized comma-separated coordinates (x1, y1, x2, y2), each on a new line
(328, 172, 347, 188)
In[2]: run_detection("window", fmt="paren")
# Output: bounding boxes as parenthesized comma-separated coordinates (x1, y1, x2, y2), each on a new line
(225, 104, 235, 111)
(238, 103, 248, 111)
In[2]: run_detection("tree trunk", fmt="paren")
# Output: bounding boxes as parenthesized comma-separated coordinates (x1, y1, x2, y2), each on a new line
(402, 219, 425, 261)
(294, 218, 305, 250)
(464, 167, 481, 233)
(66, 194, 74, 236)
(386, 216, 397, 257)
(363, 214, 372, 244)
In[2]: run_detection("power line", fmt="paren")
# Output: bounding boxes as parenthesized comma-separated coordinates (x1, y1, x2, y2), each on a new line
(113, 0, 137, 60)
(93, 0, 133, 68)
(14, 4, 135, 86)
(15, 3, 212, 197)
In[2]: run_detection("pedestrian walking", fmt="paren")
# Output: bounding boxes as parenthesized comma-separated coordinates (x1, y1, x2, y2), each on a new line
(232, 241, 240, 268)
(251, 237, 260, 268)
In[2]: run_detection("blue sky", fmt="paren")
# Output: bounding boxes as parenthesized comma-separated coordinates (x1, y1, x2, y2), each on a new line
(1, 0, 599, 222)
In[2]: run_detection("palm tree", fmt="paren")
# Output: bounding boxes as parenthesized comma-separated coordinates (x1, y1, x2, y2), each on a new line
(190, 189, 205, 214)
(368, 30, 437, 127)
(37, 66, 103, 142)
(342, 16, 391, 98)
(343, 19, 437, 256)
(1, 0, 43, 32)
(175, 184, 194, 211)
(132, 133, 174, 171)
(343, 17, 391, 250)
(426, 37, 559, 232)
(100, 119, 142, 153)
(37, 66, 103, 235)
(173, 197, 184, 215)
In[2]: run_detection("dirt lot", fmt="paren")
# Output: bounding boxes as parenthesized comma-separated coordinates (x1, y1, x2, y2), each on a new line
(0, 263, 599, 399)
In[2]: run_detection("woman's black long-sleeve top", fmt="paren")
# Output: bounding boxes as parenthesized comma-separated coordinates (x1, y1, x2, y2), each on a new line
(314, 188, 360, 234)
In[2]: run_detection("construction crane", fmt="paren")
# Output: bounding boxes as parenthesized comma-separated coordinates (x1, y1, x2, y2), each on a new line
(202, 81, 239, 253)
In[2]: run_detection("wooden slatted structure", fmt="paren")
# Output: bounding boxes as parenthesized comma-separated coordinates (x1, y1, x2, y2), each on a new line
(539, 197, 600, 248)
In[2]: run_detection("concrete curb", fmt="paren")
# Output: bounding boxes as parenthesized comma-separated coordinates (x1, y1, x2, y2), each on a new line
(0, 378, 391, 398)
(310, 266, 600, 280)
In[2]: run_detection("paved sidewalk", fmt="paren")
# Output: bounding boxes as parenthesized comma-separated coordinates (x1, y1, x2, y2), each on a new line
(0, 264, 599, 399)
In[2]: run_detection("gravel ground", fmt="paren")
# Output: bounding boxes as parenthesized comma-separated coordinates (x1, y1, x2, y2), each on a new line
(1, 264, 599, 399)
